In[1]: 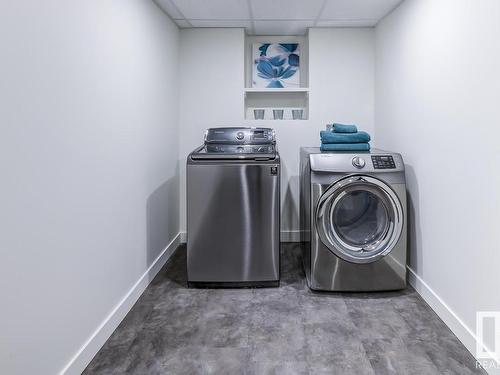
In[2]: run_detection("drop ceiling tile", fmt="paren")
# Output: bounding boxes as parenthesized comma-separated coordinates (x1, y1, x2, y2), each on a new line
(316, 19, 377, 27)
(189, 19, 253, 29)
(250, 0, 325, 20)
(171, 0, 250, 20)
(174, 19, 192, 28)
(253, 20, 314, 36)
(155, 0, 184, 20)
(320, 0, 402, 21)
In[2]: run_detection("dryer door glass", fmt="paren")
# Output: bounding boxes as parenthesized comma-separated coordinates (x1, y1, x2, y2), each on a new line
(332, 191, 389, 247)
(316, 175, 403, 264)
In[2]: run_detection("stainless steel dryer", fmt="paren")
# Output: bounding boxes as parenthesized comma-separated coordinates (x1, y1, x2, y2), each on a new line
(300, 147, 407, 291)
(187, 127, 280, 288)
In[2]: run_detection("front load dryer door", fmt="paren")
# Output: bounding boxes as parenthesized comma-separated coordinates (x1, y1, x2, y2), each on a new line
(316, 175, 404, 264)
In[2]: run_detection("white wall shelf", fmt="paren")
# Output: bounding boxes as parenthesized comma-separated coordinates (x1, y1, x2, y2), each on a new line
(244, 88, 309, 93)
(245, 91, 309, 120)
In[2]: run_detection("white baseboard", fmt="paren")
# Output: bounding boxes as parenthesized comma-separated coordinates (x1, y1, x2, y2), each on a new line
(280, 230, 301, 242)
(180, 231, 187, 243)
(407, 267, 499, 374)
(60, 233, 182, 375)
(179, 230, 301, 243)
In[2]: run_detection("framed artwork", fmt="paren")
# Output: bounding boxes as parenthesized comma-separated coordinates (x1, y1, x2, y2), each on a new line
(252, 43, 300, 88)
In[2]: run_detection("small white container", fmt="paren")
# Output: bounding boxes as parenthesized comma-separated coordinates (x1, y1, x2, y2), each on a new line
(253, 109, 265, 120)
(273, 109, 284, 120)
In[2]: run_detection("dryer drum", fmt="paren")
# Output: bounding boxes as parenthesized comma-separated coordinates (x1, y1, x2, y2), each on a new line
(332, 190, 391, 247)
(316, 175, 404, 264)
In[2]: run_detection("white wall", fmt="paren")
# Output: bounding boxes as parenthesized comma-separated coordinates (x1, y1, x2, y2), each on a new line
(375, 0, 500, 363)
(178, 28, 245, 231)
(0, 1, 180, 374)
(178, 28, 375, 236)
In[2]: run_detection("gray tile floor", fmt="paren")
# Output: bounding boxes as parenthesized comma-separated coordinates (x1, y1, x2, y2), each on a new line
(84, 243, 484, 375)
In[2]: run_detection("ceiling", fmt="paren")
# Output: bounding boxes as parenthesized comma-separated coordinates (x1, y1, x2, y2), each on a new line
(155, 0, 403, 35)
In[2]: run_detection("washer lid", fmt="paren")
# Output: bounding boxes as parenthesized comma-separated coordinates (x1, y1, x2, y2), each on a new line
(316, 175, 404, 264)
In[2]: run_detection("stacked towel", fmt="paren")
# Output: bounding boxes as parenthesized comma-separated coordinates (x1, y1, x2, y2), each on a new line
(320, 143, 370, 152)
(320, 130, 370, 144)
(330, 123, 358, 133)
(320, 123, 371, 152)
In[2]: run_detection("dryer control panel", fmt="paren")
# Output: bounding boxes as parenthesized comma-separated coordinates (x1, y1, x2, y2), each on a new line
(308, 149, 404, 173)
(371, 155, 396, 169)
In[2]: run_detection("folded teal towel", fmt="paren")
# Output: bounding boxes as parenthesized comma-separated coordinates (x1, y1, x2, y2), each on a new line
(320, 130, 371, 144)
(320, 143, 370, 152)
(330, 123, 358, 133)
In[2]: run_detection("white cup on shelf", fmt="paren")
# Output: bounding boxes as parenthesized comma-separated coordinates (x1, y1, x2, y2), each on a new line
(273, 109, 284, 120)
(292, 109, 304, 120)
(253, 109, 265, 120)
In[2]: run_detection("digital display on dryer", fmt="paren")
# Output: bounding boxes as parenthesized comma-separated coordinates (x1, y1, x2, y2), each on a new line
(372, 155, 396, 169)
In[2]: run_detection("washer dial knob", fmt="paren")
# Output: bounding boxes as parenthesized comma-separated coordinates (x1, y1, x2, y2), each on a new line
(236, 131, 245, 140)
(352, 156, 366, 169)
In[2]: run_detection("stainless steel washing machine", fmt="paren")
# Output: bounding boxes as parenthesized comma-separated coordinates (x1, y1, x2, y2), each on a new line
(300, 147, 407, 291)
(187, 127, 280, 288)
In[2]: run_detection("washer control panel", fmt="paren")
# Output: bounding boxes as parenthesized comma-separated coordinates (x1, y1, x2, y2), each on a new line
(371, 155, 396, 169)
(205, 127, 275, 145)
